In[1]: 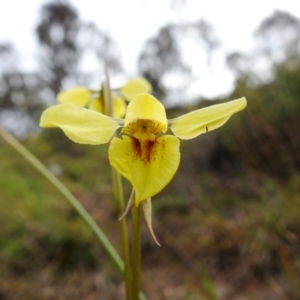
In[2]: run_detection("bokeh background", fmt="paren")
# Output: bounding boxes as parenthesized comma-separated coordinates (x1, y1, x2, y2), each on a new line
(1, 0, 300, 299)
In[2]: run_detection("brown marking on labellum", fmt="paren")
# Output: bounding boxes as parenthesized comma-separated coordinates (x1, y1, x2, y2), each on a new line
(144, 139, 157, 163)
(131, 137, 142, 159)
(131, 137, 157, 164)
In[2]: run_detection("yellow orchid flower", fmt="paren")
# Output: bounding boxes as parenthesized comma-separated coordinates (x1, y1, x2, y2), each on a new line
(57, 87, 91, 107)
(40, 93, 247, 206)
(120, 77, 152, 101)
(56, 78, 152, 118)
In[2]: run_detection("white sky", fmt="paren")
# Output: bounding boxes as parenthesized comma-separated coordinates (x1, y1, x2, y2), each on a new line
(0, 0, 299, 99)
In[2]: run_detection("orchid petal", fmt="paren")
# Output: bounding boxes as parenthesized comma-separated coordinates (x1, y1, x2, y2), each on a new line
(112, 96, 127, 118)
(89, 98, 104, 113)
(121, 78, 152, 101)
(89, 95, 126, 118)
(168, 97, 246, 139)
(125, 94, 167, 128)
(108, 135, 180, 205)
(40, 103, 122, 144)
(57, 87, 91, 106)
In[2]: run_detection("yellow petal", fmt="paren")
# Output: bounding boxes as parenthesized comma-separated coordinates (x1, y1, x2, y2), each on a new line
(109, 135, 180, 205)
(125, 94, 167, 128)
(89, 96, 126, 118)
(89, 97, 104, 113)
(169, 97, 247, 140)
(113, 96, 127, 118)
(121, 78, 152, 101)
(57, 87, 91, 106)
(40, 103, 122, 144)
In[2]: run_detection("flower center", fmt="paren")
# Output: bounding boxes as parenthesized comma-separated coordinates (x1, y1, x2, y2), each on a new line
(122, 119, 167, 164)
(122, 119, 167, 141)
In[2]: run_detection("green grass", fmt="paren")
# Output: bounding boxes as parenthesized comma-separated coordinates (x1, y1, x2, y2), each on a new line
(1, 117, 300, 299)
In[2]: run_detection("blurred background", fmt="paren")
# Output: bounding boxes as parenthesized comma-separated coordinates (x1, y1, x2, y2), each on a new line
(1, 0, 300, 299)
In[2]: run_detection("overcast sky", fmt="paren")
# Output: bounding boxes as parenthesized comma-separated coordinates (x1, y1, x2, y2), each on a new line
(0, 0, 299, 99)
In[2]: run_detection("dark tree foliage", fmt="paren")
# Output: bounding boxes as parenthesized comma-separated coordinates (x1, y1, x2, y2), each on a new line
(0, 43, 43, 136)
(36, 1, 81, 94)
(194, 19, 220, 66)
(227, 10, 300, 86)
(138, 20, 220, 103)
(255, 10, 300, 63)
(220, 11, 300, 176)
(0, 43, 19, 109)
(0, 1, 122, 136)
(78, 22, 122, 76)
(139, 25, 189, 100)
(36, 1, 122, 96)
(226, 52, 251, 80)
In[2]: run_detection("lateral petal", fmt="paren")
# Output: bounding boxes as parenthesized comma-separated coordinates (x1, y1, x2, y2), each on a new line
(109, 135, 180, 205)
(89, 97, 104, 113)
(112, 96, 127, 118)
(57, 87, 91, 106)
(169, 97, 247, 140)
(40, 103, 122, 144)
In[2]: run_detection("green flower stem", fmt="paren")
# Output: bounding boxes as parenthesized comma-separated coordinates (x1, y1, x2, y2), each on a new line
(0, 127, 123, 274)
(102, 64, 146, 300)
(103, 63, 113, 117)
(132, 204, 142, 300)
(111, 168, 132, 299)
(102, 64, 133, 299)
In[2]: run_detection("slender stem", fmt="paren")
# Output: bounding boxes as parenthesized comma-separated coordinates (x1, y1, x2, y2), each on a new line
(0, 127, 123, 273)
(103, 62, 113, 117)
(112, 168, 132, 299)
(103, 64, 132, 299)
(132, 204, 142, 300)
